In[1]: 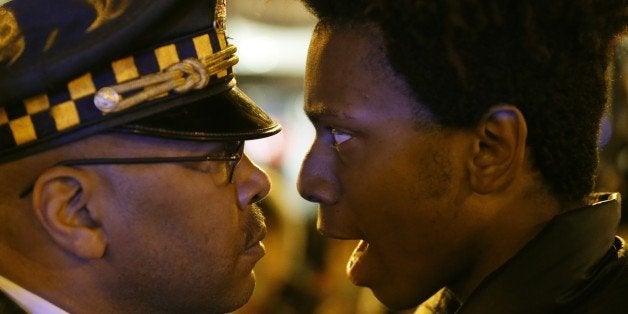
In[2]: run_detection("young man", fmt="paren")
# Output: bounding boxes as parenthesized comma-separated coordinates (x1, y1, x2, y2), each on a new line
(297, 1, 627, 312)
(0, 0, 280, 313)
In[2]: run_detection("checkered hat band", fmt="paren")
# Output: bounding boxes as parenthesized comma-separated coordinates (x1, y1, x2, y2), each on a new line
(0, 30, 232, 154)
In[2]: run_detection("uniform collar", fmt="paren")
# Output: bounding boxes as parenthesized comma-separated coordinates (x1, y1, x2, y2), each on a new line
(0, 274, 68, 314)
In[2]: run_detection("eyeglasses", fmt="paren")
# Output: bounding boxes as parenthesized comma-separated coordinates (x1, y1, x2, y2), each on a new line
(18, 141, 245, 198)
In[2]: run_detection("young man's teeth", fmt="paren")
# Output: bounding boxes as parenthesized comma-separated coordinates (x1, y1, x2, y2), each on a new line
(347, 240, 368, 271)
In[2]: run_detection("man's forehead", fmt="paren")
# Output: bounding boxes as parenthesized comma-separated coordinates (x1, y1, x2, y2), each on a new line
(307, 24, 404, 93)
(311, 22, 386, 64)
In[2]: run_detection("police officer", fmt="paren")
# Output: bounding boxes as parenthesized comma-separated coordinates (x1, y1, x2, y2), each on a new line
(0, 0, 280, 313)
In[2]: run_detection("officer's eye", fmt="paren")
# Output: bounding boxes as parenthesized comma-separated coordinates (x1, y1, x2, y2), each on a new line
(222, 141, 243, 156)
(331, 128, 352, 146)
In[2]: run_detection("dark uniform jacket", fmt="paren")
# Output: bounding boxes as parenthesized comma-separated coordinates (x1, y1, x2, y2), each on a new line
(419, 193, 628, 313)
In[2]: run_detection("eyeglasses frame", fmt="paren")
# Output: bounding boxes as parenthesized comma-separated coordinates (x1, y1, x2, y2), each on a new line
(18, 141, 245, 198)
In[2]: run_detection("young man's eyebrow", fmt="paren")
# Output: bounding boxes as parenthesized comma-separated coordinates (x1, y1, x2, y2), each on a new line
(304, 105, 357, 122)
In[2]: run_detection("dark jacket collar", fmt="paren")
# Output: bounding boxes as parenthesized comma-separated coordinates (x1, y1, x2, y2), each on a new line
(459, 193, 623, 313)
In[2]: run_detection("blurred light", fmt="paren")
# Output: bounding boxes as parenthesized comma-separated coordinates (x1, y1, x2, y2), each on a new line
(237, 36, 280, 73)
(245, 129, 287, 166)
(228, 16, 315, 76)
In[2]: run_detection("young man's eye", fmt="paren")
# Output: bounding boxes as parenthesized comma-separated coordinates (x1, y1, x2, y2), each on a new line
(331, 128, 352, 145)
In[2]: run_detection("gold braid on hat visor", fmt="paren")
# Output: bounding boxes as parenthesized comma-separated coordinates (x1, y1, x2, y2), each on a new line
(94, 44, 238, 114)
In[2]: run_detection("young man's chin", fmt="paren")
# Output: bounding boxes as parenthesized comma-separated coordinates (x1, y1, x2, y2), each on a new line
(372, 288, 425, 311)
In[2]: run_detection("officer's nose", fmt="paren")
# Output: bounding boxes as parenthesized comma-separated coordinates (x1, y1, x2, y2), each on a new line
(234, 154, 271, 207)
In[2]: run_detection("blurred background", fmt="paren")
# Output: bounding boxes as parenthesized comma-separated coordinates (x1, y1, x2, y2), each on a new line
(226, 1, 628, 313)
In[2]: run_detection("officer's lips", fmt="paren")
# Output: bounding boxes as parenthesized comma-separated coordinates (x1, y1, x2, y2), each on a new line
(243, 228, 266, 258)
(346, 239, 370, 285)
(241, 213, 267, 265)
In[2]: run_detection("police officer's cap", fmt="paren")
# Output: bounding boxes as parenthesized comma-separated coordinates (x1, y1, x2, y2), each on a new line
(0, 0, 281, 163)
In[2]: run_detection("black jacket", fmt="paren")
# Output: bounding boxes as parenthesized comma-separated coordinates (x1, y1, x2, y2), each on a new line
(419, 193, 627, 313)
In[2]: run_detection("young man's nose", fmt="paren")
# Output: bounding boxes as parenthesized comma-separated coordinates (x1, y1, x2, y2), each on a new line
(297, 144, 339, 205)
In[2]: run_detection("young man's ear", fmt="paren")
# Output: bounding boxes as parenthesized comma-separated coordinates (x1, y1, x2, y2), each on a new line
(31, 166, 107, 259)
(468, 104, 528, 194)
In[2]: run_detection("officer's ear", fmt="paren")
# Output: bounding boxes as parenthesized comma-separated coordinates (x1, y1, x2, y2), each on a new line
(31, 167, 107, 259)
(468, 105, 528, 194)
